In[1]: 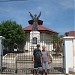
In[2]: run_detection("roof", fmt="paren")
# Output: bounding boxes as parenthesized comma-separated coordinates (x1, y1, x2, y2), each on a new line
(65, 31, 75, 37)
(23, 25, 57, 33)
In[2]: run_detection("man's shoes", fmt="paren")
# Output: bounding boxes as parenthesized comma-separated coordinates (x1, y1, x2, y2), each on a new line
(45, 72, 47, 75)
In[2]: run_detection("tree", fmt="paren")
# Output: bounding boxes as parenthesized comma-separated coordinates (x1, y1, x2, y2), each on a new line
(50, 33, 62, 54)
(0, 20, 26, 51)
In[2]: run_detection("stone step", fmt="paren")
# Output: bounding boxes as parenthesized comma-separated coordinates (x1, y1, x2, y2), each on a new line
(16, 60, 32, 63)
(17, 57, 32, 59)
(17, 59, 32, 61)
(16, 57, 32, 61)
(17, 56, 32, 59)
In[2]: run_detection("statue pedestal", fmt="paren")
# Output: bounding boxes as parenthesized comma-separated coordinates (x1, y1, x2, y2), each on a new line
(30, 31, 40, 51)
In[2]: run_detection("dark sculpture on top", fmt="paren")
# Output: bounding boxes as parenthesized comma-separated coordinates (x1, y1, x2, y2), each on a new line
(29, 12, 41, 31)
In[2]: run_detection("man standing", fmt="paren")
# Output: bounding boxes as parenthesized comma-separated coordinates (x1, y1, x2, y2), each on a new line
(41, 46, 50, 75)
(32, 44, 42, 75)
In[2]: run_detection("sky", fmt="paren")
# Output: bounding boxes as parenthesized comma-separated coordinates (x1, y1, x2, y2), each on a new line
(0, 0, 74, 35)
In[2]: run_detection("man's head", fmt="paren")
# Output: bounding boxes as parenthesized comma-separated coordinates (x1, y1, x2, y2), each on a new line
(37, 44, 40, 49)
(42, 46, 46, 50)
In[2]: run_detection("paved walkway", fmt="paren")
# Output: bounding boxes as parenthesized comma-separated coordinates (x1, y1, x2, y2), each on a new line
(0, 74, 75, 75)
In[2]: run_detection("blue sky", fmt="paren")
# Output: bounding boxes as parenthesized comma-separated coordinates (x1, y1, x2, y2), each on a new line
(0, 0, 74, 35)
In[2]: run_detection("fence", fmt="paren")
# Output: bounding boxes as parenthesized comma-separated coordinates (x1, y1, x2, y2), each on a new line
(1, 40, 64, 74)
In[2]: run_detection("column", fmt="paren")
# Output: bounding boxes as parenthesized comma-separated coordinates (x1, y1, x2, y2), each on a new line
(63, 36, 75, 74)
(0, 36, 5, 70)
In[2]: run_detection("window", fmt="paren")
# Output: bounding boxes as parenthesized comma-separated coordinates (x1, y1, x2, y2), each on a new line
(32, 37, 37, 44)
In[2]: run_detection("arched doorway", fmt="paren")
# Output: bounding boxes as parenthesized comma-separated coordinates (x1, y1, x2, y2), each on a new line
(32, 37, 37, 44)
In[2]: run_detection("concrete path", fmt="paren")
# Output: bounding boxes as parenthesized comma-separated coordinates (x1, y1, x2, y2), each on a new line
(0, 74, 74, 75)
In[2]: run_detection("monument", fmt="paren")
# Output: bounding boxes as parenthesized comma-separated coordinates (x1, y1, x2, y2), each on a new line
(29, 12, 41, 50)
(23, 12, 57, 51)
(29, 12, 41, 31)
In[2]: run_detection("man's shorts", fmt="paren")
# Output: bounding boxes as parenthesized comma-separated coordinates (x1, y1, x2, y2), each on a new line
(42, 61, 48, 70)
(34, 61, 41, 68)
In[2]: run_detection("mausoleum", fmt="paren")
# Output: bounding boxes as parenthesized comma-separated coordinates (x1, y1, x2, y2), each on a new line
(23, 13, 57, 51)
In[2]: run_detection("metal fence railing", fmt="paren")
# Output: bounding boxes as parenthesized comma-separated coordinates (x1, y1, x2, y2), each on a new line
(1, 41, 64, 74)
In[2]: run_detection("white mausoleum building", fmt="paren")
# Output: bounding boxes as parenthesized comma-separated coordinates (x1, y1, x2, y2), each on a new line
(23, 19, 57, 52)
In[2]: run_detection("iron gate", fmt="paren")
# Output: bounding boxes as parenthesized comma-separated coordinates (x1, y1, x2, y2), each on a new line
(1, 40, 64, 74)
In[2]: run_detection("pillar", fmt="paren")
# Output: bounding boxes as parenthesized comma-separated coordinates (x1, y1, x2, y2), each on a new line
(0, 36, 5, 70)
(30, 31, 40, 51)
(73, 38, 75, 72)
(63, 36, 75, 74)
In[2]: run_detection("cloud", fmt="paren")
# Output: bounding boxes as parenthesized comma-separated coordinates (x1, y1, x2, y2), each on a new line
(0, 0, 74, 34)
(58, 0, 74, 9)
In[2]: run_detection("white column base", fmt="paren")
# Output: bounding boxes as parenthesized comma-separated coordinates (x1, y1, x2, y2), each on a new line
(69, 68, 75, 73)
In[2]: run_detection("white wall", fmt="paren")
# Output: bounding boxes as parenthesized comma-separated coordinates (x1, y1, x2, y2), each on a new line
(30, 31, 40, 44)
(24, 31, 40, 51)
(24, 32, 30, 51)
(40, 32, 53, 51)
(73, 39, 75, 70)
(63, 36, 75, 74)
(24, 31, 53, 52)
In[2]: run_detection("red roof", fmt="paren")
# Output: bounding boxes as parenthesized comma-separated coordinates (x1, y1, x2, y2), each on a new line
(65, 31, 75, 37)
(23, 25, 57, 33)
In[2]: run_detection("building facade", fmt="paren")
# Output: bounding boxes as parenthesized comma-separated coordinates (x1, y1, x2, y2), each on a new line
(23, 19, 57, 52)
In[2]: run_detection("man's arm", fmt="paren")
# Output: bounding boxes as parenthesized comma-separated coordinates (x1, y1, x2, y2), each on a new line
(32, 50, 35, 63)
(40, 51, 42, 64)
(32, 55, 34, 63)
(47, 52, 50, 64)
